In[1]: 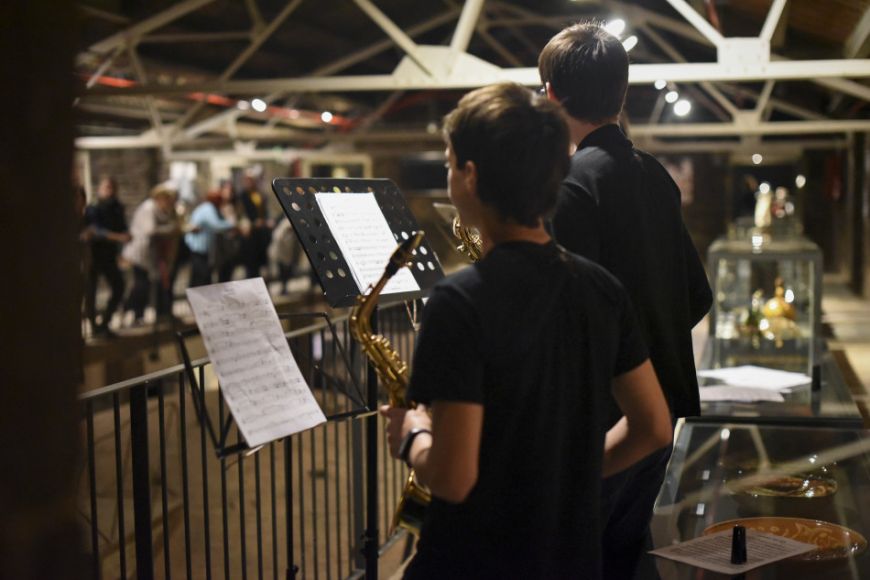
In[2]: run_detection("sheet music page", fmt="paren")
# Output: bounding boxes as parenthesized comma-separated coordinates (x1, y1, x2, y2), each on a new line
(315, 192, 420, 294)
(650, 529, 815, 574)
(697, 365, 811, 391)
(186, 278, 326, 447)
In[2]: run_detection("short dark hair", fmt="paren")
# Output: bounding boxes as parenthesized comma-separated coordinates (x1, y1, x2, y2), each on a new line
(442, 83, 570, 227)
(538, 22, 629, 124)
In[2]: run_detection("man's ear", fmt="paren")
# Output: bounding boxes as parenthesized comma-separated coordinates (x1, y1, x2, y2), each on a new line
(545, 82, 558, 102)
(463, 160, 478, 197)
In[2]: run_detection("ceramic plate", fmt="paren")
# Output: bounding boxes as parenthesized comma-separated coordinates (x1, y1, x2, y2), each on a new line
(704, 516, 867, 561)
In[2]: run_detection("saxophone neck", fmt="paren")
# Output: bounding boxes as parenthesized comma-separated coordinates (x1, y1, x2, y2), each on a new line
(350, 276, 387, 337)
(349, 233, 425, 410)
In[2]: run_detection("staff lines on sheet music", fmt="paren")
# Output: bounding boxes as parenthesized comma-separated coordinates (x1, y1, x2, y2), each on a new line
(186, 278, 326, 448)
(315, 192, 419, 294)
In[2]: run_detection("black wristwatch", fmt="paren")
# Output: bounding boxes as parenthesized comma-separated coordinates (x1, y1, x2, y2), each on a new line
(398, 428, 431, 468)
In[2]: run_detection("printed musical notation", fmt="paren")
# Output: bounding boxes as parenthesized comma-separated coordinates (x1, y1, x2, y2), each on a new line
(315, 192, 420, 295)
(186, 278, 326, 447)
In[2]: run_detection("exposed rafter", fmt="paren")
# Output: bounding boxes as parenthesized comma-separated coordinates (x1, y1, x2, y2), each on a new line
(81, 59, 870, 97)
(75, 0, 870, 153)
(86, 0, 218, 56)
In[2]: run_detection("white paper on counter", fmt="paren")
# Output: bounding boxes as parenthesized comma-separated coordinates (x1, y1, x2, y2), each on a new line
(186, 278, 326, 447)
(315, 192, 419, 295)
(699, 386, 786, 403)
(650, 529, 815, 575)
(697, 365, 811, 391)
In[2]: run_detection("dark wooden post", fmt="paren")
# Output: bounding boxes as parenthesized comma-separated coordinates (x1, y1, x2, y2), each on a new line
(0, 1, 84, 579)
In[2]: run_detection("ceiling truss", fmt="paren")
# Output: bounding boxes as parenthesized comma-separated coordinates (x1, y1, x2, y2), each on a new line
(76, 0, 870, 155)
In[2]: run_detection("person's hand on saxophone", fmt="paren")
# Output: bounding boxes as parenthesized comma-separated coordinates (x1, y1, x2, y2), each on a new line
(380, 400, 483, 504)
(380, 404, 431, 464)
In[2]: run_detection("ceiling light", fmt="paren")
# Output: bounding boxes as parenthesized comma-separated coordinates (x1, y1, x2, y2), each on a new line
(673, 99, 691, 116)
(236, 100, 251, 111)
(251, 98, 267, 112)
(759, 182, 771, 194)
(426, 122, 439, 134)
(622, 35, 638, 51)
(603, 19, 626, 38)
(654, 79, 667, 90)
(795, 174, 806, 188)
(665, 90, 679, 104)
(321, 111, 334, 123)
(752, 153, 763, 165)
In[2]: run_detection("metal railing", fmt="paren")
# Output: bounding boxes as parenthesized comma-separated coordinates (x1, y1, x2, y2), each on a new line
(79, 305, 417, 579)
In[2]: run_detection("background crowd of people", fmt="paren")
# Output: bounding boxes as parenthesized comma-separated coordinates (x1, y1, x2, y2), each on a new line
(78, 173, 303, 339)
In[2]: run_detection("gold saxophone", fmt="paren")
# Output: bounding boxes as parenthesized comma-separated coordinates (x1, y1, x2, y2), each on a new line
(349, 231, 431, 535)
(452, 216, 482, 262)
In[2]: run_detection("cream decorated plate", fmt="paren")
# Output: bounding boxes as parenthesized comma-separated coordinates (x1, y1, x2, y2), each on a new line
(704, 516, 867, 561)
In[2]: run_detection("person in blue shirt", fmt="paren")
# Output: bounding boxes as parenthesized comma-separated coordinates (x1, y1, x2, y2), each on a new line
(185, 189, 235, 287)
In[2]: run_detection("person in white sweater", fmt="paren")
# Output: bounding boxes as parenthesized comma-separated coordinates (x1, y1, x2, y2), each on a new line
(122, 183, 181, 326)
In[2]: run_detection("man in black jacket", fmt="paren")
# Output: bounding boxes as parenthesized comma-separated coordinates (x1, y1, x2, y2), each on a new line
(539, 22, 713, 580)
(83, 176, 130, 338)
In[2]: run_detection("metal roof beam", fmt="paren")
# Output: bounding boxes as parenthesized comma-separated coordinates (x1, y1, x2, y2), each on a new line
(488, 0, 711, 47)
(170, 0, 304, 133)
(754, 80, 775, 119)
(715, 83, 825, 121)
(760, 0, 788, 44)
(632, 119, 870, 137)
(139, 31, 252, 44)
(353, 0, 432, 76)
(220, 0, 304, 82)
(76, 120, 859, 151)
(77, 5, 130, 25)
(830, 5, 870, 110)
(86, 0, 218, 55)
(312, 7, 460, 77)
(244, 0, 266, 32)
(641, 25, 736, 120)
(845, 5, 870, 58)
(636, 138, 846, 154)
(664, 0, 724, 47)
(450, 0, 486, 54)
(83, 59, 870, 97)
(176, 8, 460, 141)
(127, 47, 169, 154)
(816, 76, 870, 103)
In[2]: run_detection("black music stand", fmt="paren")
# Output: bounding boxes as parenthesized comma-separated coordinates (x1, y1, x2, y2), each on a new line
(175, 311, 365, 458)
(271, 177, 444, 307)
(272, 177, 445, 578)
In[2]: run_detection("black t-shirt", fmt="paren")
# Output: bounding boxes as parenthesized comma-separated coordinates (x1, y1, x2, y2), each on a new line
(406, 240, 647, 580)
(552, 124, 712, 421)
(84, 197, 128, 263)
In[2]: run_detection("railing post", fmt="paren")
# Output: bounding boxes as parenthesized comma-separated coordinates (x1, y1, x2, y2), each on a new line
(284, 436, 298, 580)
(363, 308, 380, 578)
(130, 385, 154, 580)
(350, 341, 367, 573)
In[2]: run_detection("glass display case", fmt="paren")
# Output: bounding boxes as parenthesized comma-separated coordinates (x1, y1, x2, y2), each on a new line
(652, 422, 870, 579)
(697, 350, 864, 428)
(706, 235, 822, 375)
